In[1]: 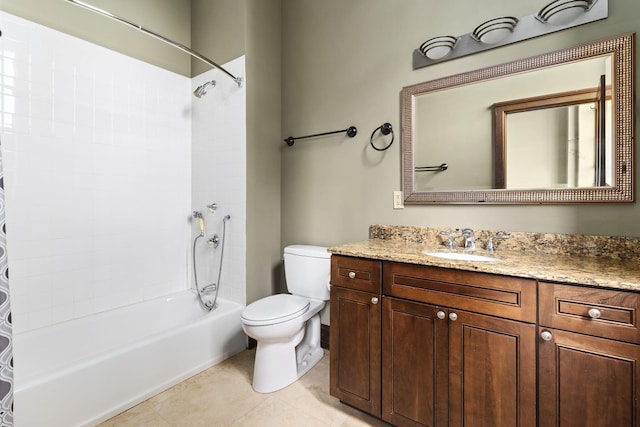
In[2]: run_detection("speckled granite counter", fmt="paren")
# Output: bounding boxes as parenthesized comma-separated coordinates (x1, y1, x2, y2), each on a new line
(328, 225, 640, 292)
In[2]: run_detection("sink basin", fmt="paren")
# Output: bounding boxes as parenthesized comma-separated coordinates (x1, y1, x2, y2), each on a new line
(424, 252, 499, 262)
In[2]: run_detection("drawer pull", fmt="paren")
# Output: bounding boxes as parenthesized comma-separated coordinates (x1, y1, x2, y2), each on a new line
(437, 311, 446, 320)
(588, 308, 601, 319)
(449, 312, 458, 321)
(540, 331, 553, 341)
(371, 297, 379, 305)
(348, 272, 356, 279)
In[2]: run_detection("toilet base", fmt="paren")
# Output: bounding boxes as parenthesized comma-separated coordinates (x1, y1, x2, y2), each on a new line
(295, 344, 324, 380)
(251, 314, 324, 393)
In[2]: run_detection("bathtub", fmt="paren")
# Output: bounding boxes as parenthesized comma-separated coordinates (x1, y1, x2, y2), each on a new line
(13, 291, 246, 427)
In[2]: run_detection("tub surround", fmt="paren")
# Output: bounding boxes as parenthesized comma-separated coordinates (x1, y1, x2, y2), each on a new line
(328, 224, 640, 291)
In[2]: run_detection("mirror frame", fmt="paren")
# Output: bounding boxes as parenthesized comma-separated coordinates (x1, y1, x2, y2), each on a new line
(401, 33, 634, 204)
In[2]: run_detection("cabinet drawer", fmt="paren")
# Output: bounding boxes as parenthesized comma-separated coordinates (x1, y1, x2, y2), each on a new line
(383, 261, 536, 323)
(539, 282, 640, 344)
(331, 255, 382, 293)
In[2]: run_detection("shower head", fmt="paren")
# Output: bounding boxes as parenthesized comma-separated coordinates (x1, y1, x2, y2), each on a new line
(193, 80, 216, 98)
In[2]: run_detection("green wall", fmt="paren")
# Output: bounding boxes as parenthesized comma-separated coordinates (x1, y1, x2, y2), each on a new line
(280, 0, 640, 248)
(245, 0, 283, 301)
(191, 0, 245, 77)
(0, 0, 192, 76)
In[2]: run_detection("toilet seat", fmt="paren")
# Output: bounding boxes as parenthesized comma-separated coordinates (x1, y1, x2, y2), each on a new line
(241, 294, 310, 326)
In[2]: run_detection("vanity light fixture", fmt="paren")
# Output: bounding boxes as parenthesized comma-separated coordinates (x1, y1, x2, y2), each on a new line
(536, 0, 597, 26)
(471, 17, 519, 45)
(419, 36, 458, 60)
(414, 0, 607, 69)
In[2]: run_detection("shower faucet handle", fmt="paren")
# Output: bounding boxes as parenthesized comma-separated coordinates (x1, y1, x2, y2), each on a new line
(207, 203, 217, 212)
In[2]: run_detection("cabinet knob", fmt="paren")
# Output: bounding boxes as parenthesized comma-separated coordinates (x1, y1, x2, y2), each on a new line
(348, 271, 356, 279)
(371, 297, 379, 305)
(540, 330, 553, 341)
(588, 308, 601, 319)
(449, 312, 458, 321)
(437, 311, 446, 320)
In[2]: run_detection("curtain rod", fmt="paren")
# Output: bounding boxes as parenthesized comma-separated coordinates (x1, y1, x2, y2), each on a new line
(64, 0, 243, 87)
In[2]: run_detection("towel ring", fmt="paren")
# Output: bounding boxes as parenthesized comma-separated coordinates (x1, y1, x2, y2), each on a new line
(370, 123, 394, 151)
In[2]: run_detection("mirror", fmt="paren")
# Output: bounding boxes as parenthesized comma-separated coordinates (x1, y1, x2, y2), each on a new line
(401, 33, 634, 204)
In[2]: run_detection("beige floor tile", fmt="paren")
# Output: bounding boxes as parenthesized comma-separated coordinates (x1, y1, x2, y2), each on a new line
(98, 401, 172, 427)
(229, 395, 330, 427)
(148, 394, 203, 426)
(180, 369, 269, 425)
(276, 372, 347, 425)
(217, 347, 255, 381)
(98, 348, 391, 427)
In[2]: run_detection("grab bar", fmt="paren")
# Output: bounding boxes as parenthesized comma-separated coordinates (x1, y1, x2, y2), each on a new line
(285, 126, 357, 147)
(415, 163, 448, 172)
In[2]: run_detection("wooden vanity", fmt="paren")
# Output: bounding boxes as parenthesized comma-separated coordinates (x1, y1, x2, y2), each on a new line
(329, 247, 640, 427)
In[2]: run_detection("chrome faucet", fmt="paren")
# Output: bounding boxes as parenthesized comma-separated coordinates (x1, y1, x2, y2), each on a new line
(462, 228, 475, 251)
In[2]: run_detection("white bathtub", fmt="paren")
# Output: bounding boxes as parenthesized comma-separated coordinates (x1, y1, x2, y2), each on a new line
(13, 291, 246, 427)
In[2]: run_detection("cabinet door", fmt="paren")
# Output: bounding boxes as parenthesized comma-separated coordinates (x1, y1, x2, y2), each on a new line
(329, 286, 381, 416)
(448, 310, 536, 427)
(382, 297, 448, 427)
(539, 327, 640, 427)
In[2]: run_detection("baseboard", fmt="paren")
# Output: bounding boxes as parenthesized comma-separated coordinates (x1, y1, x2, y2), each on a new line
(247, 337, 257, 349)
(321, 324, 330, 350)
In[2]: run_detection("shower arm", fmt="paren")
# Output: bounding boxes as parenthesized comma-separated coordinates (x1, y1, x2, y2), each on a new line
(64, 0, 243, 88)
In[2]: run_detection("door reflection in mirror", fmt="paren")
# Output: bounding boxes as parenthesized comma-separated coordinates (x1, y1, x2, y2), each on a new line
(494, 77, 611, 190)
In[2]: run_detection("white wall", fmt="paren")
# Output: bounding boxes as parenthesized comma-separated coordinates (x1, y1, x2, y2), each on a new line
(0, 12, 193, 333)
(190, 57, 246, 307)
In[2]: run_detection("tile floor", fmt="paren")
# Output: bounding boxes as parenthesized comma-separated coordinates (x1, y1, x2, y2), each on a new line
(98, 349, 391, 427)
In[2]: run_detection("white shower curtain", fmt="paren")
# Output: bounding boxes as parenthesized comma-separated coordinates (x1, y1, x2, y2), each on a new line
(0, 147, 13, 426)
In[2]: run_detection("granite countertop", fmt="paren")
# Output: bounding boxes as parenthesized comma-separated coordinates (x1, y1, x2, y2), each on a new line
(328, 238, 640, 292)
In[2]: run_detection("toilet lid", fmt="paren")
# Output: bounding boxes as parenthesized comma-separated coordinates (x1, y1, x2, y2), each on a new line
(241, 294, 310, 326)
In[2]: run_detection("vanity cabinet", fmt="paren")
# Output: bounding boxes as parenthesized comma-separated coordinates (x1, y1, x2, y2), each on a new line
(330, 256, 640, 427)
(329, 256, 382, 416)
(382, 262, 537, 427)
(537, 282, 640, 427)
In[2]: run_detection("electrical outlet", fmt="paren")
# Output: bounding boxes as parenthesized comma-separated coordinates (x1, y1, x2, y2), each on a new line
(393, 191, 404, 209)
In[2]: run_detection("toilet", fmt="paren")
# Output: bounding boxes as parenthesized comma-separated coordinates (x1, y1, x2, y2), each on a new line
(241, 245, 331, 393)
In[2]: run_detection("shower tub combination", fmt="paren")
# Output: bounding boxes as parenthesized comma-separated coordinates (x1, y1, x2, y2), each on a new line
(13, 292, 245, 427)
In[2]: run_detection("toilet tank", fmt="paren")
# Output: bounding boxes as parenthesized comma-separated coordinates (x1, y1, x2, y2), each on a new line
(284, 245, 331, 301)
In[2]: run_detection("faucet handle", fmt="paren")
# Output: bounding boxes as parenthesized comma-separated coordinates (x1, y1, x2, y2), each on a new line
(439, 230, 454, 249)
(487, 233, 510, 252)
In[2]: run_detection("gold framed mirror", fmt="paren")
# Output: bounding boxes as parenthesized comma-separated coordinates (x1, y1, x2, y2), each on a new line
(401, 33, 634, 204)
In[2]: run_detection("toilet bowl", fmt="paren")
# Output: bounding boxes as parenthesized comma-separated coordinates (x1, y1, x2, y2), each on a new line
(241, 245, 331, 393)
